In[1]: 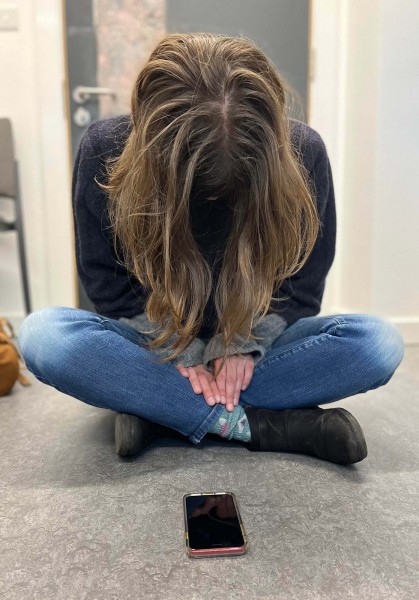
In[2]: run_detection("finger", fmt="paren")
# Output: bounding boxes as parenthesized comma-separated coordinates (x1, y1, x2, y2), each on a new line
(187, 368, 202, 394)
(234, 358, 246, 406)
(225, 360, 237, 412)
(214, 360, 227, 405)
(176, 365, 189, 378)
(242, 358, 254, 390)
(203, 372, 222, 403)
(204, 366, 222, 403)
(209, 379, 222, 403)
(197, 372, 217, 406)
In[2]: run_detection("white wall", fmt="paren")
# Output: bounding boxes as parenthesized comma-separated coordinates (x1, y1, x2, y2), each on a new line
(371, 3, 419, 323)
(1, 0, 418, 343)
(0, 0, 76, 331)
(310, 0, 419, 344)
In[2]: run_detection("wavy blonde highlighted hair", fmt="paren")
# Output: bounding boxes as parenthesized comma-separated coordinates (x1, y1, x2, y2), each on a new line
(98, 32, 320, 376)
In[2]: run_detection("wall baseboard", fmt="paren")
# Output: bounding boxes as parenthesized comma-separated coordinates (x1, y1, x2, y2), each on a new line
(388, 317, 419, 346)
(321, 306, 419, 345)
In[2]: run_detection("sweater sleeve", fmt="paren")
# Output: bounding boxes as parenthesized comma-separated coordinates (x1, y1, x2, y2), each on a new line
(71, 123, 147, 319)
(269, 132, 337, 326)
(118, 313, 206, 368)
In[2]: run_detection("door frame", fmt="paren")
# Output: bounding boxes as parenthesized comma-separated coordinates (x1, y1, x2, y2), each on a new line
(31, 0, 350, 326)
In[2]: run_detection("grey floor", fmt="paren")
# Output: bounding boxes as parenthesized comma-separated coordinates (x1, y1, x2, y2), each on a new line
(1, 344, 418, 600)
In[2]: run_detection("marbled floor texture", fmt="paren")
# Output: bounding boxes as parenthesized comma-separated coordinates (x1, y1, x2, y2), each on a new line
(0, 345, 418, 600)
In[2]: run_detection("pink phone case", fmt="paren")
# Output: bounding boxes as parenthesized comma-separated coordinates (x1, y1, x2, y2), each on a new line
(183, 491, 248, 558)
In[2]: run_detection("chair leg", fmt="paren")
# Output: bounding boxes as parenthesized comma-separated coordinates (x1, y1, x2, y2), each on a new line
(13, 161, 32, 315)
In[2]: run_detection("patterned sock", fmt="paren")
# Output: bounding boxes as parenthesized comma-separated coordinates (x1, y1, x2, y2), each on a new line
(207, 405, 251, 442)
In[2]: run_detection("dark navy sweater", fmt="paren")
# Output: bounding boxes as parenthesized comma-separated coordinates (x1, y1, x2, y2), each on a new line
(72, 114, 336, 339)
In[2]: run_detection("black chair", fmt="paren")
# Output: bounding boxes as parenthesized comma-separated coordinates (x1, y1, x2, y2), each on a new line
(0, 118, 32, 315)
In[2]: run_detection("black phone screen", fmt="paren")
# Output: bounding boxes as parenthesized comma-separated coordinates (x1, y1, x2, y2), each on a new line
(185, 494, 245, 550)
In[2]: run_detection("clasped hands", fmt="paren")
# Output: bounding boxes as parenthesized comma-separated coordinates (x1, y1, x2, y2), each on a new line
(176, 353, 255, 412)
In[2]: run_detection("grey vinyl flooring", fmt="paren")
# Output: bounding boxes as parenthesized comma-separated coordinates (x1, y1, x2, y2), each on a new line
(1, 344, 418, 600)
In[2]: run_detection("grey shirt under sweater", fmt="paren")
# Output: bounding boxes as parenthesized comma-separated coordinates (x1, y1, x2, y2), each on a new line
(118, 311, 288, 370)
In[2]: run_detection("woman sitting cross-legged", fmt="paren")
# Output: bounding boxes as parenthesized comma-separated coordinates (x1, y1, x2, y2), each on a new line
(18, 33, 405, 465)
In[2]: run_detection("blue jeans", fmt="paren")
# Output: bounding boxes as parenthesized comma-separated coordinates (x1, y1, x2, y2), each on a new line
(17, 307, 405, 445)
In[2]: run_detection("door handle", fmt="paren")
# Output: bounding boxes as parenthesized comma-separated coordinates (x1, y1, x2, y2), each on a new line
(72, 86, 116, 104)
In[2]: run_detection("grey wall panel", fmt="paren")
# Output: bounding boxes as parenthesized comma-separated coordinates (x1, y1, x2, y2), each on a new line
(166, 0, 309, 119)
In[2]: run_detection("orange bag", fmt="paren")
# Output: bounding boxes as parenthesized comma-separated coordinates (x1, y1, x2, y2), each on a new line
(0, 317, 31, 395)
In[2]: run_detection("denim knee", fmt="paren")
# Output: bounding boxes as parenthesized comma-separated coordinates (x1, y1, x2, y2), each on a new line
(18, 306, 68, 377)
(359, 315, 405, 382)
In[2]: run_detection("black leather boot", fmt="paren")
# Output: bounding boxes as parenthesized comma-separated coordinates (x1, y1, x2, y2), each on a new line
(242, 406, 368, 465)
(115, 413, 184, 457)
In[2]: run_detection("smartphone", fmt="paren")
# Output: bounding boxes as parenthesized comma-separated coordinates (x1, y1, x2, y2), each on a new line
(183, 492, 248, 558)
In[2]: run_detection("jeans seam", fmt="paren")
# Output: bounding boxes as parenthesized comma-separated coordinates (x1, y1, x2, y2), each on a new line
(257, 334, 330, 371)
(329, 316, 347, 336)
(257, 315, 348, 371)
(99, 317, 145, 346)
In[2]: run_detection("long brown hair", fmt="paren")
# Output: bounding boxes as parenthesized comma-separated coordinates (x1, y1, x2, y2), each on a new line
(98, 32, 320, 376)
